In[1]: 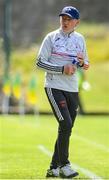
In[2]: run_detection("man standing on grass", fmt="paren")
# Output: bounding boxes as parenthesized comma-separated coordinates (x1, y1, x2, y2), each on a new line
(36, 6, 89, 179)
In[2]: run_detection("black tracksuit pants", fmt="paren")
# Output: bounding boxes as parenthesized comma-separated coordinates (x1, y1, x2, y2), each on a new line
(45, 87, 79, 168)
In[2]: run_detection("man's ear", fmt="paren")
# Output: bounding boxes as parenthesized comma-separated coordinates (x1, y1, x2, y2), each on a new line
(76, 19, 80, 26)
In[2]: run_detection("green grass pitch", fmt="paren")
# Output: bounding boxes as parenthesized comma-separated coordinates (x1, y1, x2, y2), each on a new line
(0, 115, 109, 179)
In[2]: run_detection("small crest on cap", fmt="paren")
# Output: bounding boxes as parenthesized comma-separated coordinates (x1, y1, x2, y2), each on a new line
(65, 7, 72, 11)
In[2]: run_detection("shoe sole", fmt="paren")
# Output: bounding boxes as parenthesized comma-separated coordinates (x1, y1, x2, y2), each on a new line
(60, 172, 79, 178)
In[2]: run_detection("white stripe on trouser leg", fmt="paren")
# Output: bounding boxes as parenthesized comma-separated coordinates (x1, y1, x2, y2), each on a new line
(46, 88, 64, 121)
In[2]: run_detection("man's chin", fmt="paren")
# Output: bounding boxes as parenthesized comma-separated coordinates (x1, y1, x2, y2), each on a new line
(63, 30, 73, 34)
(62, 29, 70, 33)
(62, 27, 73, 33)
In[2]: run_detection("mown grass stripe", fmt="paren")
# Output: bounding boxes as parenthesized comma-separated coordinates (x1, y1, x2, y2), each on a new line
(73, 134, 109, 153)
(37, 144, 103, 180)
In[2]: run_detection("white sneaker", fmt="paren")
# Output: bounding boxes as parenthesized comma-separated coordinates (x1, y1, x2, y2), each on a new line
(46, 167, 59, 178)
(60, 164, 79, 178)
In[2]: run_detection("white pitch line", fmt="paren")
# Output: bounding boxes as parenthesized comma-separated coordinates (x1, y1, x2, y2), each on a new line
(72, 134, 109, 153)
(37, 144, 103, 180)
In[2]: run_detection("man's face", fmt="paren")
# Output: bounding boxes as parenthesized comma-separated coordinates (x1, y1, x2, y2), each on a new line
(60, 15, 79, 33)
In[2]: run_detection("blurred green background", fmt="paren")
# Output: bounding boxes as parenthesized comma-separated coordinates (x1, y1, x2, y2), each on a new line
(6, 23, 109, 113)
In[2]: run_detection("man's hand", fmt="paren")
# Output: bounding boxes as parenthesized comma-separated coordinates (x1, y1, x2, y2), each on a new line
(63, 64, 76, 75)
(77, 53, 89, 70)
(77, 53, 84, 66)
(83, 64, 89, 70)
